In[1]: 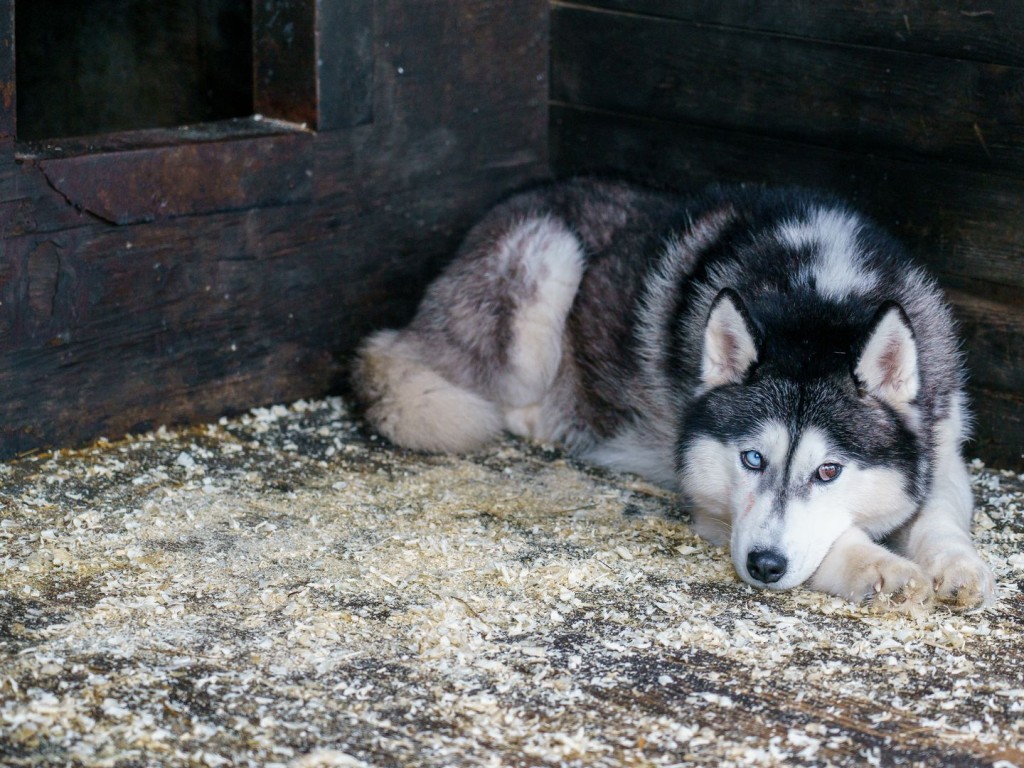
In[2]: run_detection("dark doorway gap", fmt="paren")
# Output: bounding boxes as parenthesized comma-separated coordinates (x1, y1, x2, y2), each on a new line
(16, 0, 254, 141)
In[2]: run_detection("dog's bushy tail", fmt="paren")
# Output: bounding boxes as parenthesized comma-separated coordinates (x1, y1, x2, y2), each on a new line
(352, 330, 502, 453)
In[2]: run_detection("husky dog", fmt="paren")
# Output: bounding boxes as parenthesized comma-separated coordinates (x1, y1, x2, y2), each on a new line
(353, 178, 994, 609)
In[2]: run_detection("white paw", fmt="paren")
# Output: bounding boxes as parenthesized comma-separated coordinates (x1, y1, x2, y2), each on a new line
(922, 550, 995, 610)
(503, 404, 542, 439)
(856, 553, 933, 610)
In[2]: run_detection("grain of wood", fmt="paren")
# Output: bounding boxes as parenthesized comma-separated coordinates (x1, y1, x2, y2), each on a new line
(566, 0, 1024, 67)
(551, 5, 1024, 173)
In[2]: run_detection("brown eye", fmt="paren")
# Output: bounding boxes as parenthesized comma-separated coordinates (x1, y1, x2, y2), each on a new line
(816, 463, 842, 483)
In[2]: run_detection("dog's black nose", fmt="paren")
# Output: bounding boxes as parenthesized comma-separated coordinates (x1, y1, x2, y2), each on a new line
(746, 549, 788, 584)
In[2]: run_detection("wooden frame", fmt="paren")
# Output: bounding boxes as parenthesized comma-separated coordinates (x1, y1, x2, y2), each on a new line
(0, 0, 548, 459)
(5, 0, 374, 225)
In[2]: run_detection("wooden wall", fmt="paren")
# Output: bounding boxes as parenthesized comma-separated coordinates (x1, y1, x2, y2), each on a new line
(0, 0, 548, 457)
(550, 1, 1024, 469)
(2, 1, 1021, 470)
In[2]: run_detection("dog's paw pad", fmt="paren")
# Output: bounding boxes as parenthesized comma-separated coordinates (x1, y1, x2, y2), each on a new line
(928, 553, 995, 610)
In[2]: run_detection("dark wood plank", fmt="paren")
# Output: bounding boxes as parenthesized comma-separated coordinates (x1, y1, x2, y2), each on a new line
(0, 1, 11, 140)
(16, 117, 299, 157)
(5, 119, 316, 233)
(551, 5, 1024, 176)
(569, 0, 1024, 67)
(950, 289, 1024, 399)
(31, 125, 313, 226)
(0, 164, 536, 457)
(552, 105, 1024, 291)
(302, 0, 551, 204)
(317, 0, 375, 130)
(0, 151, 103, 236)
(970, 388, 1024, 467)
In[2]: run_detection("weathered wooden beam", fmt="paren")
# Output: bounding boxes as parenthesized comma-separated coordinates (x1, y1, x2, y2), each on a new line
(317, 0, 375, 130)
(23, 121, 313, 226)
(552, 105, 1024, 291)
(0, 0, 11, 140)
(569, 0, 1024, 66)
(971, 389, 1024, 468)
(0, 164, 537, 457)
(551, 5, 1024, 175)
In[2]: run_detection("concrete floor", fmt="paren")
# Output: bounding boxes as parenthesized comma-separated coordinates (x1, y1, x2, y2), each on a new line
(1, 398, 1022, 767)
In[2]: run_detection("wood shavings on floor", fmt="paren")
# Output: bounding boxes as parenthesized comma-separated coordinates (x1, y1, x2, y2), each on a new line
(1, 398, 1023, 767)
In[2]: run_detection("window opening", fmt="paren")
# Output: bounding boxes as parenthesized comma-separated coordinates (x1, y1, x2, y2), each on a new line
(16, 0, 253, 141)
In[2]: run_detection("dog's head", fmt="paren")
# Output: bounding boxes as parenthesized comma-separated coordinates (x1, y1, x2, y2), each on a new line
(677, 289, 925, 590)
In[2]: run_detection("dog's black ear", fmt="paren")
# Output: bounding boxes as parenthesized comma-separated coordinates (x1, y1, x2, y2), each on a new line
(855, 302, 919, 408)
(701, 289, 758, 388)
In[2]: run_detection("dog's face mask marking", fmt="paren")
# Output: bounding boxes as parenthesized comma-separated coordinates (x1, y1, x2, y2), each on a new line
(682, 420, 918, 590)
(731, 425, 916, 589)
(680, 290, 922, 590)
(731, 424, 850, 589)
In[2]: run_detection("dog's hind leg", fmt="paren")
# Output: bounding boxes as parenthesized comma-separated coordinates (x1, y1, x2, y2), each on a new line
(493, 218, 584, 408)
(492, 218, 584, 440)
(352, 329, 503, 453)
(353, 214, 584, 452)
(896, 398, 995, 609)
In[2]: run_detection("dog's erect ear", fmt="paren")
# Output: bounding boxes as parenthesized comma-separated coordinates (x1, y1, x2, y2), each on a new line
(855, 303, 919, 407)
(701, 289, 758, 388)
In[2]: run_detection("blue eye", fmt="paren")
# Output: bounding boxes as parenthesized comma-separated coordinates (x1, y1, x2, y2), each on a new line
(740, 450, 765, 471)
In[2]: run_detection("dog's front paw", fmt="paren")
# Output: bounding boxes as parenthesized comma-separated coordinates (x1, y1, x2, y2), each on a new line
(860, 554, 933, 610)
(922, 550, 995, 610)
(811, 534, 934, 611)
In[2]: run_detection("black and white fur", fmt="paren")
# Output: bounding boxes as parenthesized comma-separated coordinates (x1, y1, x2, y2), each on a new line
(353, 178, 994, 609)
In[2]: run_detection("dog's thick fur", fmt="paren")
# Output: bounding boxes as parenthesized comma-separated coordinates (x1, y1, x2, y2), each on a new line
(353, 178, 994, 609)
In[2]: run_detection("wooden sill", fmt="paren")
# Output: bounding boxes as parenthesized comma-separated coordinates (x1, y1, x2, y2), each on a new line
(14, 117, 314, 225)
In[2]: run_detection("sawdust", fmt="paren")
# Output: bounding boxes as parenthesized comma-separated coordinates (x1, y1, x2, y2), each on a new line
(1, 398, 1022, 767)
